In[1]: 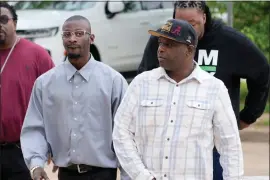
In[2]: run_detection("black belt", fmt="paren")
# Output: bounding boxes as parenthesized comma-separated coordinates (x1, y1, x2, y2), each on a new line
(62, 164, 102, 174)
(0, 141, 20, 148)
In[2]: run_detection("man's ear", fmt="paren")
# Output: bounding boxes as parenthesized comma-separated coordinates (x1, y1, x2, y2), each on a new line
(203, 13, 206, 25)
(186, 46, 193, 57)
(90, 34, 95, 44)
(13, 20, 17, 30)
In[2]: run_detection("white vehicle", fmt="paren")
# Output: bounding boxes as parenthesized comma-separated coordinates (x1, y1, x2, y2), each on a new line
(14, 1, 174, 73)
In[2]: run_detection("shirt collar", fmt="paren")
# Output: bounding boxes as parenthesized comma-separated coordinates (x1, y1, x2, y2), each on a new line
(155, 61, 205, 84)
(64, 55, 97, 82)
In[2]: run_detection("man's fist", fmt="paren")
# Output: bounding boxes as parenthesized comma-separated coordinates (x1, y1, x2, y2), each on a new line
(32, 167, 50, 180)
(52, 165, 59, 173)
(239, 120, 250, 130)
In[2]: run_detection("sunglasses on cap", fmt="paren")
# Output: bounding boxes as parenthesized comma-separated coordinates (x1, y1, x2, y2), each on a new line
(0, 15, 13, 25)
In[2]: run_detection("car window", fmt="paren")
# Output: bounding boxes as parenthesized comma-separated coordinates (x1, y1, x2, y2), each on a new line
(14, 1, 96, 11)
(162, 1, 174, 9)
(141, 1, 162, 10)
(123, 1, 142, 13)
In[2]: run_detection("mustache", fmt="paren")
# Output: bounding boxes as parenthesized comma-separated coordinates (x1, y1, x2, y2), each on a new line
(67, 45, 80, 48)
(0, 29, 6, 34)
(158, 55, 165, 59)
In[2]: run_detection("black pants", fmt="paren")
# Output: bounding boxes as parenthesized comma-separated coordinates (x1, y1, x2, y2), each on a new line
(58, 166, 117, 180)
(213, 147, 223, 180)
(0, 142, 32, 180)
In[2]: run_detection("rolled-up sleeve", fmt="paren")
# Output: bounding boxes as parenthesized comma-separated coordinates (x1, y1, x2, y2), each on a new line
(112, 77, 155, 180)
(213, 82, 244, 180)
(20, 78, 48, 170)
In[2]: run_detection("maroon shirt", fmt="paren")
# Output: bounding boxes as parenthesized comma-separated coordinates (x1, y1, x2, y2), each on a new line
(0, 38, 55, 142)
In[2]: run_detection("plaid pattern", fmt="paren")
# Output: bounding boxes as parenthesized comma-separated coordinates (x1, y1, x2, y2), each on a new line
(113, 63, 244, 180)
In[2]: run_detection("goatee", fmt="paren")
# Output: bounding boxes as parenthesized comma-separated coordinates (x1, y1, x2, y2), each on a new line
(67, 53, 81, 60)
(0, 39, 5, 45)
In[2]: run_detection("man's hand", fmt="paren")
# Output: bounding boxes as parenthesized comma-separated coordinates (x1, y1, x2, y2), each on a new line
(239, 120, 250, 130)
(52, 165, 59, 173)
(47, 155, 58, 173)
(32, 167, 49, 180)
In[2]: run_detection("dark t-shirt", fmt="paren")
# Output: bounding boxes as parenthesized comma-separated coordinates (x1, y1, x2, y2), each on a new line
(0, 38, 55, 142)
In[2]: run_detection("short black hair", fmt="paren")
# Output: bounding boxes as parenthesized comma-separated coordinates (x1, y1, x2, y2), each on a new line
(173, 1, 212, 33)
(0, 2, 18, 21)
(65, 15, 91, 28)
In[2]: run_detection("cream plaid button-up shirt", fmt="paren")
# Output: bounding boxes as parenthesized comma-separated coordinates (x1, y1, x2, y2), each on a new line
(113, 63, 244, 180)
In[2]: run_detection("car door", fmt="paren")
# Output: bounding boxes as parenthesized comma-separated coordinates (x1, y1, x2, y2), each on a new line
(101, 1, 147, 72)
(161, 1, 175, 19)
(140, 1, 166, 30)
(100, 1, 173, 73)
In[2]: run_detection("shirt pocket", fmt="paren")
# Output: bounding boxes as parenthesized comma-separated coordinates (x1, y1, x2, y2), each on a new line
(140, 99, 164, 107)
(184, 100, 211, 129)
(139, 99, 165, 128)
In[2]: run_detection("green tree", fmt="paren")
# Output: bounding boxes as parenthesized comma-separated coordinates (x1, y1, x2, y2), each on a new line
(233, 1, 269, 61)
(208, 1, 270, 62)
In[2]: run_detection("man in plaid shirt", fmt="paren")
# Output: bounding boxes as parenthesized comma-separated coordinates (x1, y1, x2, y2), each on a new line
(113, 19, 243, 180)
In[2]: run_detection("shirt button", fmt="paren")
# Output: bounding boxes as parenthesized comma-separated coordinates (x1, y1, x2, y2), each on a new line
(73, 134, 76, 136)
(76, 86, 79, 88)
(164, 174, 167, 177)
(173, 102, 176, 105)
(165, 156, 168, 159)
(69, 80, 72, 83)
(75, 102, 78, 105)
(82, 80, 85, 83)
(170, 120, 173, 123)
(167, 138, 170, 141)
(73, 150, 75, 152)
(74, 117, 77, 120)
(176, 84, 179, 87)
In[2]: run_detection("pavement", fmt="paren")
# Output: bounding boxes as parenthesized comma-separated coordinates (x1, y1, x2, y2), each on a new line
(45, 126, 269, 180)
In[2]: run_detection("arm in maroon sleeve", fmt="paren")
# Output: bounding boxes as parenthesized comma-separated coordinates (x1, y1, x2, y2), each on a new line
(36, 48, 55, 76)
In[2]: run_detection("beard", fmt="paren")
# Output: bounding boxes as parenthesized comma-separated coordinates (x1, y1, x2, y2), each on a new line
(0, 36, 6, 45)
(0, 39, 5, 45)
(67, 53, 81, 60)
(0, 32, 6, 45)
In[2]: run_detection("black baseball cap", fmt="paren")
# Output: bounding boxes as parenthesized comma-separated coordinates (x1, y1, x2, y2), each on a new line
(148, 19, 198, 47)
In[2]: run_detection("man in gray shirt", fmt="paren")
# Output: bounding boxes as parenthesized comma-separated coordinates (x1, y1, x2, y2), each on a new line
(20, 15, 129, 180)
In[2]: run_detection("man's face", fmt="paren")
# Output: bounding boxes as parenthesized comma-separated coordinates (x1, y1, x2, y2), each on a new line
(175, 8, 206, 39)
(157, 37, 189, 71)
(0, 7, 16, 45)
(62, 20, 94, 59)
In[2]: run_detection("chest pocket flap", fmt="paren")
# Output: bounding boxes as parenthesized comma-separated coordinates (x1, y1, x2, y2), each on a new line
(186, 100, 210, 110)
(140, 99, 164, 107)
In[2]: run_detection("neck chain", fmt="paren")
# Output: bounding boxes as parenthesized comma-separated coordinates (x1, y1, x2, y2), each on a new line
(1, 37, 21, 74)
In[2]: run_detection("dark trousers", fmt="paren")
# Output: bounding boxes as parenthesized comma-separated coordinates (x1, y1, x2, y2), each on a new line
(213, 148, 223, 180)
(58, 166, 117, 180)
(0, 142, 32, 180)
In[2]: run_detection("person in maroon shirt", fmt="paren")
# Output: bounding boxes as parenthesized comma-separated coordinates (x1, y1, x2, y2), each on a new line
(0, 2, 55, 180)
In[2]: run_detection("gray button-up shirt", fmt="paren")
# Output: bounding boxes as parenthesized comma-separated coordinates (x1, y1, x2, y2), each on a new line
(20, 57, 128, 171)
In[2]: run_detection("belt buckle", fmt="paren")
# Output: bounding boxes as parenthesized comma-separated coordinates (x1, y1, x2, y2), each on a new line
(0, 142, 7, 146)
(77, 165, 87, 173)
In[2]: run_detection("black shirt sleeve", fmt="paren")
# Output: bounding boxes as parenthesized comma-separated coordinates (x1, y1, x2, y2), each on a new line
(137, 35, 159, 75)
(232, 32, 270, 124)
